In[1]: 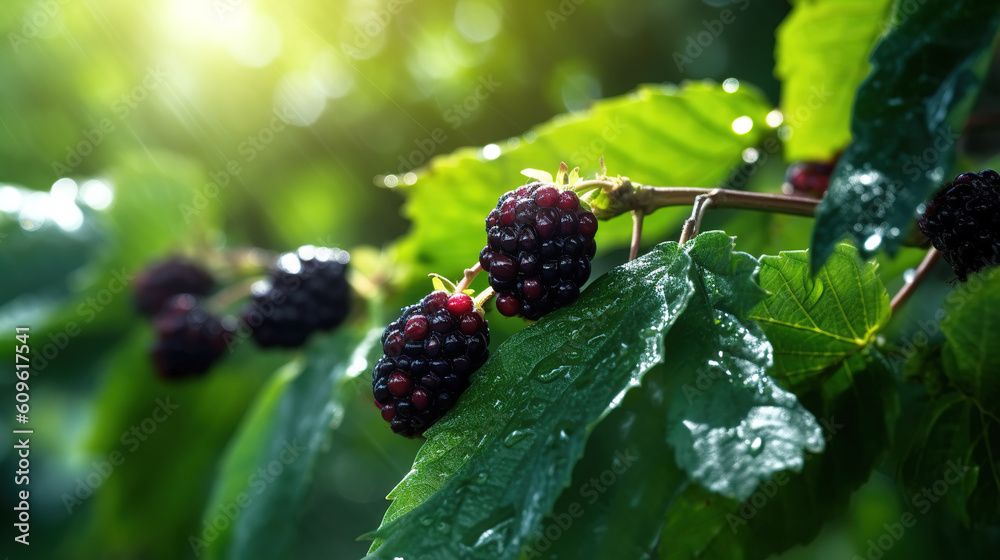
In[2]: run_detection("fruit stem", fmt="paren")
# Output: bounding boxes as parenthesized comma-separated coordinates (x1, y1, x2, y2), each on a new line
(629, 210, 644, 261)
(473, 286, 496, 309)
(455, 262, 483, 293)
(890, 248, 942, 313)
(207, 278, 258, 315)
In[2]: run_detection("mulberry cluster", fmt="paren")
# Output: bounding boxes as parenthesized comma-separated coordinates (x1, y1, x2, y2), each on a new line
(372, 291, 489, 438)
(150, 294, 232, 379)
(479, 183, 597, 320)
(133, 257, 215, 316)
(136, 246, 352, 379)
(919, 169, 1000, 280)
(241, 246, 351, 348)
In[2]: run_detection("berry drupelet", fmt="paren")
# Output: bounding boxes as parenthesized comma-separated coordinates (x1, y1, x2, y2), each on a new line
(134, 257, 215, 316)
(919, 169, 1000, 281)
(150, 294, 231, 379)
(479, 183, 597, 320)
(242, 246, 351, 348)
(373, 291, 490, 438)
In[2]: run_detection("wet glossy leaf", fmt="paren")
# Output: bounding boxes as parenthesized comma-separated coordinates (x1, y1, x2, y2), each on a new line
(367, 242, 696, 559)
(749, 244, 890, 391)
(775, 0, 893, 160)
(661, 349, 897, 559)
(536, 233, 817, 560)
(529, 362, 684, 560)
(811, 0, 1000, 267)
(664, 233, 825, 501)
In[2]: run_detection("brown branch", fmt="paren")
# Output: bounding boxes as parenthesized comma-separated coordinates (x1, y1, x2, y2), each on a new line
(890, 248, 942, 313)
(629, 210, 644, 261)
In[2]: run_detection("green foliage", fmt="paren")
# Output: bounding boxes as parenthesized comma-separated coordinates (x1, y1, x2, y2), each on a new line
(395, 82, 773, 288)
(533, 361, 685, 560)
(659, 246, 897, 559)
(198, 325, 383, 560)
(368, 240, 695, 558)
(664, 233, 824, 502)
(369, 233, 829, 560)
(899, 268, 1000, 525)
(14, 0, 1000, 558)
(775, 0, 893, 160)
(662, 350, 897, 560)
(941, 268, 1000, 405)
(70, 332, 282, 559)
(749, 244, 890, 390)
(811, 0, 1000, 267)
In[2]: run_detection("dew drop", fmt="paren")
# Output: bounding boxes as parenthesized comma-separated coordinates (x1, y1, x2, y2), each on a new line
(503, 429, 533, 447)
(537, 365, 570, 383)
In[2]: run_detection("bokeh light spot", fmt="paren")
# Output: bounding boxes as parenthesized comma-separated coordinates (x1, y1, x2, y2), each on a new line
(732, 116, 753, 135)
(482, 143, 501, 160)
(454, 0, 501, 44)
(274, 73, 327, 126)
(81, 180, 114, 210)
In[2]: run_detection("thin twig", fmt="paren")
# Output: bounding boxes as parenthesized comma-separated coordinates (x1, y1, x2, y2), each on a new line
(678, 190, 721, 244)
(629, 210, 644, 261)
(455, 262, 483, 293)
(207, 277, 258, 314)
(637, 187, 819, 218)
(890, 248, 941, 313)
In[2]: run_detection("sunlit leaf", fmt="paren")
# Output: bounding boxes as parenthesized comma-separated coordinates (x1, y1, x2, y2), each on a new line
(749, 244, 890, 391)
(395, 81, 773, 288)
(775, 0, 892, 160)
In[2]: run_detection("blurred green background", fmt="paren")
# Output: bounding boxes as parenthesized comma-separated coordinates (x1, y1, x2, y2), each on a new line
(2, 0, 992, 559)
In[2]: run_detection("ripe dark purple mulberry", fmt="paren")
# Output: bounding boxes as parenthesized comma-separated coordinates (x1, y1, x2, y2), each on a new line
(372, 291, 489, 438)
(241, 246, 351, 348)
(479, 183, 597, 320)
(134, 257, 214, 316)
(151, 294, 231, 379)
(919, 169, 1000, 281)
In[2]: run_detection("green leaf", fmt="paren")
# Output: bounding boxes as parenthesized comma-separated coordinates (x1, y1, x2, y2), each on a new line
(71, 332, 283, 560)
(898, 267, 1000, 524)
(536, 232, 823, 560)
(395, 81, 773, 287)
(665, 233, 825, 502)
(941, 267, 1000, 407)
(200, 325, 383, 560)
(898, 391, 999, 524)
(775, 0, 893, 160)
(367, 242, 697, 559)
(661, 349, 897, 559)
(811, 0, 1000, 267)
(529, 362, 685, 560)
(749, 244, 890, 391)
